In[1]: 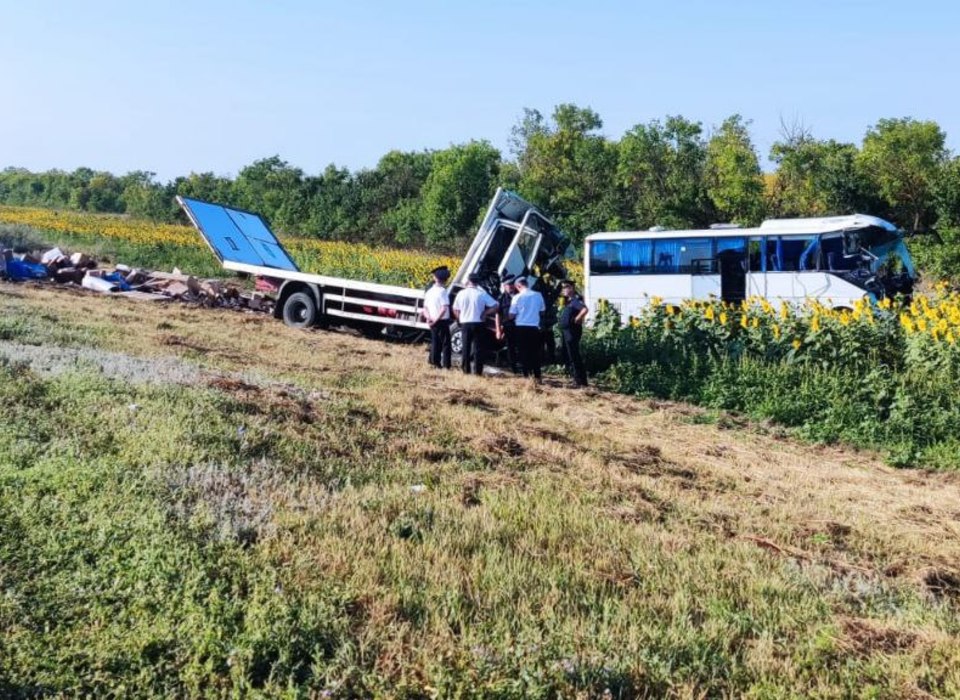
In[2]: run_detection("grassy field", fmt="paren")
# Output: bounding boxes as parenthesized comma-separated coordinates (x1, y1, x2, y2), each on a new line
(1, 282, 959, 698)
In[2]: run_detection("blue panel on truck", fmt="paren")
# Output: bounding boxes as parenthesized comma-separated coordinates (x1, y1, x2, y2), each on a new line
(178, 197, 300, 272)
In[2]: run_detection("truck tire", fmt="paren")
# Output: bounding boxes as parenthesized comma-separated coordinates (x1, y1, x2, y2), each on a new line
(450, 321, 463, 357)
(282, 291, 317, 329)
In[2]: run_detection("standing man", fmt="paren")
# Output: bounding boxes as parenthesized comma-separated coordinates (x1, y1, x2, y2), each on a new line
(423, 265, 452, 369)
(509, 275, 546, 383)
(558, 280, 589, 387)
(452, 273, 498, 375)
(494, 274, 521, 373)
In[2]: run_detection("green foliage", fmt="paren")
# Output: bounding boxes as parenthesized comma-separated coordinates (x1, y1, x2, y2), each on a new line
(512, 104, 623, 243)
(705, 115, 765, 225)
(585, 296, 960, 469)
(618, 116, 713, 230)
(419, 141, 501, 245)
(768, 130, 880, 218)
(858, 117, 949, 233)
(4, 107, 960, 277)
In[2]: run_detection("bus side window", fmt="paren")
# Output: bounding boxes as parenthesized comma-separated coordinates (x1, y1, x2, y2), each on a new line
(766, 238, 782, 272)
(820, 235, 858, 271)
(590, 241, 618, 274)
(780, 236, 818, 271)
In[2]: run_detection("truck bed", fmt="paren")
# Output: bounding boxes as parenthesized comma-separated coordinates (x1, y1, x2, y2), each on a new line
(177, 196, 428, 331)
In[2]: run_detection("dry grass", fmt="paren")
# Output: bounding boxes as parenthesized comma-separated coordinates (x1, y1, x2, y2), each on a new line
(2, 280, 960, 696)
(6, 279, 960, 583)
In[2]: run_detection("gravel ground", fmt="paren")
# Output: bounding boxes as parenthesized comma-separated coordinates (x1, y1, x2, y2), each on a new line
(0, 340, 207, 385)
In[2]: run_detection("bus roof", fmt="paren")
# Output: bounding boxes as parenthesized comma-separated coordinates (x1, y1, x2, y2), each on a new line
(585, 213, 899, 243)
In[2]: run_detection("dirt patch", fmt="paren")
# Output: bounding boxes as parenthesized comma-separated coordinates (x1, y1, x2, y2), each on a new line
(397, 440, 452, 464)
(207, 376, 262, 395)
(158, 334, 211, 353)
(619, 444, 665, 470)
(522, 425, 573, 445)
(445, 391, 499, 414)
(838, 616, 920, 656)
(461, 478, 482, 507)
(617, 445, 698, 484)
(917, 567, 960, 601)
(481, 434, 525, 459)
(799, 520, 854, 546)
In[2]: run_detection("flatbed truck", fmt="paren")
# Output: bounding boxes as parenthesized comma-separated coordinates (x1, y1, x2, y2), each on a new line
(177, 189, 571, 354)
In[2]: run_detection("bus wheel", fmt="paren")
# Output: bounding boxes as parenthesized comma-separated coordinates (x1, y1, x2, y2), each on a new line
(282, 292, 317, 328)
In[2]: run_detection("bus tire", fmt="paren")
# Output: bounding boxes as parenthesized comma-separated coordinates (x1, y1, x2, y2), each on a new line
(282, 291, 318, 329)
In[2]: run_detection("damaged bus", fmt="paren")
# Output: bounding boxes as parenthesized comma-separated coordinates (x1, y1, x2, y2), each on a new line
(584, 213, 917, 318)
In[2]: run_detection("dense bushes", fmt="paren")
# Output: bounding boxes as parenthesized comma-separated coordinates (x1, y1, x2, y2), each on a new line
(585, 292, 960, 468)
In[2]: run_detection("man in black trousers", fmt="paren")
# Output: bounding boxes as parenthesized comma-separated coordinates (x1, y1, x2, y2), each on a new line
(452, 273, 498, 375)
(558, 280, 589, 387)
(423, 266, 452, 368)
(509, 275, 546, 383)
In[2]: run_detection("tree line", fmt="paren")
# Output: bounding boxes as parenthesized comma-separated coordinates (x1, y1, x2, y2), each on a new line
(2, 104, 959, 278)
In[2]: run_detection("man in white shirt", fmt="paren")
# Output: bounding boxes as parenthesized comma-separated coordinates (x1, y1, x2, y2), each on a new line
(509, 275, 546, 382)
(423, 266, 452, 369)
(452, 273, 498, 375)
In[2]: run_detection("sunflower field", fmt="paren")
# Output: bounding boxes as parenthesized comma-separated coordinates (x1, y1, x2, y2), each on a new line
(586, 287, 960, 469)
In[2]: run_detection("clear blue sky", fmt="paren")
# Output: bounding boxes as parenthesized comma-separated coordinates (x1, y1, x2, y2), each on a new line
(2, 0, 957, 181)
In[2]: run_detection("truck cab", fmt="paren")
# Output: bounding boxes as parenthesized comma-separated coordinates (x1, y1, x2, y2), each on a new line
(451, 188, 571, 297)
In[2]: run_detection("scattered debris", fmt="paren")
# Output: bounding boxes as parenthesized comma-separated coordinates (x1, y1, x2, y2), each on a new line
(1, 244, 276, 313)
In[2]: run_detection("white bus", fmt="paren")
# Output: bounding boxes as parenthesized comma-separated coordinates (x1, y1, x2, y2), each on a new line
(583, 214, 917, 318)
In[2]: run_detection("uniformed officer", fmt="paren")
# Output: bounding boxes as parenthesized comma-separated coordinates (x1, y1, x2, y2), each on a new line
(494, 274, 521, 373)
(452, 273, 498, 375)
(509, 276, 546, 383)
(558, 280, 589, 387)
(423, 265, 452, 369)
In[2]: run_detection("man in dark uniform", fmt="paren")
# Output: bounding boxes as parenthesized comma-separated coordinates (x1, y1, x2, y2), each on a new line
(494, 274, 521, 373)
(558, 280, 589, 387)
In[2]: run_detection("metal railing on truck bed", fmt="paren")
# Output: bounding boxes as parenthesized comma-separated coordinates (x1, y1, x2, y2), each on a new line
(176, 195, 428, 333)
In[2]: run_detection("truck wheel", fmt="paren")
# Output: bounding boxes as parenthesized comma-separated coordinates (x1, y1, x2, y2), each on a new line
(450, 322, 463, 357)
(282, 291, 317, 328)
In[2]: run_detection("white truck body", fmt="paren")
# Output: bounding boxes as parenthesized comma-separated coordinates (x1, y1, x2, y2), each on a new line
(177, 189, 571, 341)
